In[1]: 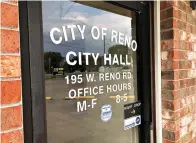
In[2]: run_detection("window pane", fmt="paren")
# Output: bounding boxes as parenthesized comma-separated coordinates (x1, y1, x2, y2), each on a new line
(42, 1, 138, 143)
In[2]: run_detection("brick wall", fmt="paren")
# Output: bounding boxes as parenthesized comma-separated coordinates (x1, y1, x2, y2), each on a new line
(161, 1, 196, 143)
(0, 1, 23, 143)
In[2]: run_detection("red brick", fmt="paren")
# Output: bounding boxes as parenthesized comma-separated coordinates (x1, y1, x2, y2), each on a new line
(164, 106, 192, 121)
(187, 95, 193, 104)
(191, 26, 196, 34)
(1, 106, 22, 131)
(1, 80, 21, 104)
(1, 3, 18, 28)
(181, 130, 192, 142)
(1, 29, 20, 53)
(179, 70, 188, 79)
(180, 114, 192, 127)
(179, 41, 189, 50)
(177, 1, 186, 12)
(173, 19, 178, 29)
(161, 30, 174, 40)
(160, 1, 177, 11)
(162, 80, 180, 90)
(178, 30, 187, 41)
(0, 56, 21, 78)
(162, 100, 173, 110)
(160, 2, 167, 11)
(162, 90, 181, 100)
(180, 106, 193, 119)
(162, 109, 175, 120)
(191, 137, 196, 143)
(189, 43, 196, 51)
(173, 8, 187, 22)
(188, 120, 196, 132)
(161, 19, 174, 30)
(161, 40, 178, 50)
(185, 1, 190, 5)
(162, 71, 179, 80)
(186, 33, 193, 42)
(179, 61, 192, 69)
(188, 86, 196, 95)
(163, 96, 195, 111)
(161, 8, 174, 21)
(180, 88, 189, 98)
(186, 23, 192, 33)
(176, 20, 186, 31)
(162, 100, 181, 110)
(163, 129, 180, 141)
(162, 119, 180, 131)
(162, 60, 179, 70)
(180, 125, 189, 138)
(190, 79, 196, 86)
(187, 14, 195, 25)
(174, 30, 180, 41)
(193, 105, 196, 113)
(1, 129, 23, 143)
(180, 79, 188, 88)
(168, 50, 179, 59)
(178, 51, 188, 60)
(163, 139, 179, 143)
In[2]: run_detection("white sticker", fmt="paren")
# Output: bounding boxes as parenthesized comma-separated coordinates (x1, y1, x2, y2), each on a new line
(124, 115, 141, 130)
(101, 104, 112, 122)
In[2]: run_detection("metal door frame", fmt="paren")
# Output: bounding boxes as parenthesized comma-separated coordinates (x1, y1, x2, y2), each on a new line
(19, 1, 153, 143)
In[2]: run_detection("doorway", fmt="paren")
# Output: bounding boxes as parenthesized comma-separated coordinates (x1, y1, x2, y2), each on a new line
(43, 1, 138, 143)
(19, 1, 152, 143)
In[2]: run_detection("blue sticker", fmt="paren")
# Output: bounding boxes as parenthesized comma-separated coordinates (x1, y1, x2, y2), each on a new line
(136, 116, 141, 124)
(124, 115, 141, 130)
(101, 104, 112, 122)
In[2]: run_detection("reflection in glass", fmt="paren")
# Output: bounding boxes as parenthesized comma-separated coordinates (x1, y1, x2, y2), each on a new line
(42, 1, 138, 143)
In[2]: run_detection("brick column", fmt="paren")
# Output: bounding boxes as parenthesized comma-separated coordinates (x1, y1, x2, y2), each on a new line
(161, 1, 196, 143)
(1, 1, 23, 143)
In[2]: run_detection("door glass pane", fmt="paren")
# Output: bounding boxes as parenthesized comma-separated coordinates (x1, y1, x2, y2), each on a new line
(42, 1, 138, 143)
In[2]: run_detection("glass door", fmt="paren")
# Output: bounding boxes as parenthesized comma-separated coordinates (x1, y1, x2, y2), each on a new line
(42, 1, 140, 143)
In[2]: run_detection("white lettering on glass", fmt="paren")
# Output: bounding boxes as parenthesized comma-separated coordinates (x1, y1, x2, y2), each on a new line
(50, 27, 62, 44)
(77, 25, 86, 39)
(91, 99, 97, 108)
(65, 51, 100, 66)
(66, 51, 77, 66)
(62, 26, 68, 42)
(118, 32, 124, 45)
(91, 26, 100, 40)
(49, 24, 137, 51)
(67, 25, 76, 40)
(77, 100, 87, 112)
(111, 30, 118, 43)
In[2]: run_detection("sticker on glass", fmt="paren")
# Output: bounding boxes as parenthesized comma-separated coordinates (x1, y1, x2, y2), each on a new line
(124, 115, 141, 130)
(101, 104, 112, 122)
(124, 101, 141, 130)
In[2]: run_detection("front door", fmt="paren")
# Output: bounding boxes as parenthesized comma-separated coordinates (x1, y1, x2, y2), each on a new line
(19, 1, 152, 143)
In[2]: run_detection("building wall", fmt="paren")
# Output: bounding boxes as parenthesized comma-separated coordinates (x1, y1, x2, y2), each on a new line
(161, 1, 196, 143)
(0, 1, 23, 143)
